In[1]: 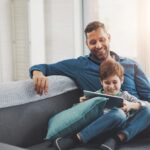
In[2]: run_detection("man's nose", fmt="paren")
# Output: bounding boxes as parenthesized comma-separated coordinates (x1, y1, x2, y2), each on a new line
(96, 41, 102, 49)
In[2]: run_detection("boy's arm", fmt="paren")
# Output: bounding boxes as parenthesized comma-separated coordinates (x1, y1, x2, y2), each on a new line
(79, 96, 88, 103)
(121, 100, 140, 113)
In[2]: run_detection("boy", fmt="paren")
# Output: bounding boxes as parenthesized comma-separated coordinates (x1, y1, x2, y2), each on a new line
(54, 59, 150, 150)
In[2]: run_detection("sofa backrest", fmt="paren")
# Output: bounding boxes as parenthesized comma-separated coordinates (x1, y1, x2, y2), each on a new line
(0, 76, 82, 148)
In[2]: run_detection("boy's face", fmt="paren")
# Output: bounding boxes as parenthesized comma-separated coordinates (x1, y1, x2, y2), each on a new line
(101, 75, 123, 95)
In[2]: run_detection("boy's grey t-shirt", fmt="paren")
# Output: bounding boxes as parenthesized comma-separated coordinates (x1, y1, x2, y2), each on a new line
(96, 89, 143, 117)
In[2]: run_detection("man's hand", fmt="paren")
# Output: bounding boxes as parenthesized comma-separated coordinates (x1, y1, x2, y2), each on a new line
(32, 71, 48, 95)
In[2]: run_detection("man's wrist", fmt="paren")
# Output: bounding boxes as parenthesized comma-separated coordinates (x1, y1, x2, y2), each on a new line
(33, 70, 43, 76)
(138, 101, 146, 108)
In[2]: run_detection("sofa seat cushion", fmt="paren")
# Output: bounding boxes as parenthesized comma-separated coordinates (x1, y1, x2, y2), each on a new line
(28, 141, 100, 150)
(119, 138, 150, 150)
(28, 140, 53, 150)
(0, 143, 27, 150)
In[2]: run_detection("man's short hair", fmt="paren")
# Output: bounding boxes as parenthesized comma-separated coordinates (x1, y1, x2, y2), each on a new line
(99, 59, 124, 81)
(84, 21, 107, 38)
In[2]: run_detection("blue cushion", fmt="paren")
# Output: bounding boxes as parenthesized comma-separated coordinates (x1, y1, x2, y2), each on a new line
(45, 97, 108, 141)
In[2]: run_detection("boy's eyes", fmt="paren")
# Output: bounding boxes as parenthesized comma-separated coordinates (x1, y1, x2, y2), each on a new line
(105, 81, 110, 84)
(105, 81, 118, 84)
(113, 81, 118, 84)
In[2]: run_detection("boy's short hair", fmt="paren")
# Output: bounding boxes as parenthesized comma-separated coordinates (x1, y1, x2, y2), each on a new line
(100, 59, 124, 81)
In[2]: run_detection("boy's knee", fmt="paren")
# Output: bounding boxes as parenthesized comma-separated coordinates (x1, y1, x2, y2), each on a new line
(111, 108, 127, 123)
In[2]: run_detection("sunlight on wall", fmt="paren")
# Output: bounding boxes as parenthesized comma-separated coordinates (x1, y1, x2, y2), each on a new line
(98, 0, 138, 59)
(145, 0, 150, 76)
(96, 0, 150, 76)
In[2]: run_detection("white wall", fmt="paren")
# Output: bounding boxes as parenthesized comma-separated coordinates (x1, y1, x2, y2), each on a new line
(83, 0, 100, 54)
(0, 0, 13, 82)
(0, 0, 84, 82)
(11, 0, 30, 80)
(29, 0, 46, 65)
(44, 0, 83, 63)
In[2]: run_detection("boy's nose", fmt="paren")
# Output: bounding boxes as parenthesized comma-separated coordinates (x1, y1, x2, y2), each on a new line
(109, 84, 114, 89)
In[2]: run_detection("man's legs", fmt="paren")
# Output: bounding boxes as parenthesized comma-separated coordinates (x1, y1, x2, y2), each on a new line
(118, 104, 150, 142)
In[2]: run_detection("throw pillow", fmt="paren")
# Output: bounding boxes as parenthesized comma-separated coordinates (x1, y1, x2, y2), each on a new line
(45, 96, 108, 141)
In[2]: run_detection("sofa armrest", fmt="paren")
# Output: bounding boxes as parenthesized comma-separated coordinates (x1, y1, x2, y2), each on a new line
(0, 75, 78, 108)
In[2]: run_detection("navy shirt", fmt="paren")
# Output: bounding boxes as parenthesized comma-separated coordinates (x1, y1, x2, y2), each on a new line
(29, 51, 150, 101)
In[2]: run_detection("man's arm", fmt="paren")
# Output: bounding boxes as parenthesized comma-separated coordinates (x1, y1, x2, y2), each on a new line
(29, 59, 79, 95)
(134, 63, 150, 101)
(29, 64, 57, 95)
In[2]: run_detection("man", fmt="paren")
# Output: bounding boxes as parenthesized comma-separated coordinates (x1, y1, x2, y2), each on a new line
(29, 21, 150, 101)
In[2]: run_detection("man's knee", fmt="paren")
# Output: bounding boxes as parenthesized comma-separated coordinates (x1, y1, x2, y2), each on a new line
(141, 103, 150, 114)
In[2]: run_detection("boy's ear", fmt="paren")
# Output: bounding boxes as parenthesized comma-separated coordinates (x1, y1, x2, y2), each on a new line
(121, 77, 124, 84)
(100, 80, 103, 85)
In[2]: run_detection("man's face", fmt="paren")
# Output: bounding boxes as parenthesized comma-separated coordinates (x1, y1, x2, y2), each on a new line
(86, 28, 110, 61)
(101, 75, 123, 95)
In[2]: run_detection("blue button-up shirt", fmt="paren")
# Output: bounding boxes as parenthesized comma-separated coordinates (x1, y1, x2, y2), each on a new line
(29, 51, 150, 101)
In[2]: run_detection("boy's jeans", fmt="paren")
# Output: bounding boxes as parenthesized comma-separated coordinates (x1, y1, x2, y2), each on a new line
(79, 108, 127, 143)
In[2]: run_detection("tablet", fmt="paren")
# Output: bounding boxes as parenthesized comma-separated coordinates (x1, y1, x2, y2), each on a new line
(83, 90, 123, 109)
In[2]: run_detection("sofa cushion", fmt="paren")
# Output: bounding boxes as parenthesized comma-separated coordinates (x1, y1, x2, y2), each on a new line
(0, 143, 27, 150)
(45, 97, 107, 141)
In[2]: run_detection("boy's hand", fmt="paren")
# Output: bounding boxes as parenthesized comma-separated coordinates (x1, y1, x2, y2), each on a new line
(79, 96, 88, 103)
(121, 100, 132, 113)
(121, 100, 141, 113)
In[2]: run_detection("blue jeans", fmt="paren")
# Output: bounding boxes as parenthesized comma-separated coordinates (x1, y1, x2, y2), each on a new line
(120, 104, 150, 142)
(79, 108, 127, 143)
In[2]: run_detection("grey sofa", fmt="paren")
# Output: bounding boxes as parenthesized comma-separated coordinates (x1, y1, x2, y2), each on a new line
(0, 75, 150, 150)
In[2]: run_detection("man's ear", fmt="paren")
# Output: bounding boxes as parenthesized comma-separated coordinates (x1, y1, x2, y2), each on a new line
(107, 33, 111, 41)
(86, 38, 88, 46)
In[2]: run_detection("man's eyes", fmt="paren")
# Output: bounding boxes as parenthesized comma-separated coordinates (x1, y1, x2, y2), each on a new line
(90, 40, 97, 45)
(99, 38, 105, 42)
(89, 38, 106, 45)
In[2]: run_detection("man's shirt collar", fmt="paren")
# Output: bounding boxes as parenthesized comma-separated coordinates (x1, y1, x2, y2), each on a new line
(88, 51, 120, 64)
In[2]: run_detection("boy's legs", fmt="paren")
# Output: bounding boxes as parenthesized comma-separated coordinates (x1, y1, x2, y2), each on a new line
(54, 108, 126, 150)
(78, 108, 126, 143)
